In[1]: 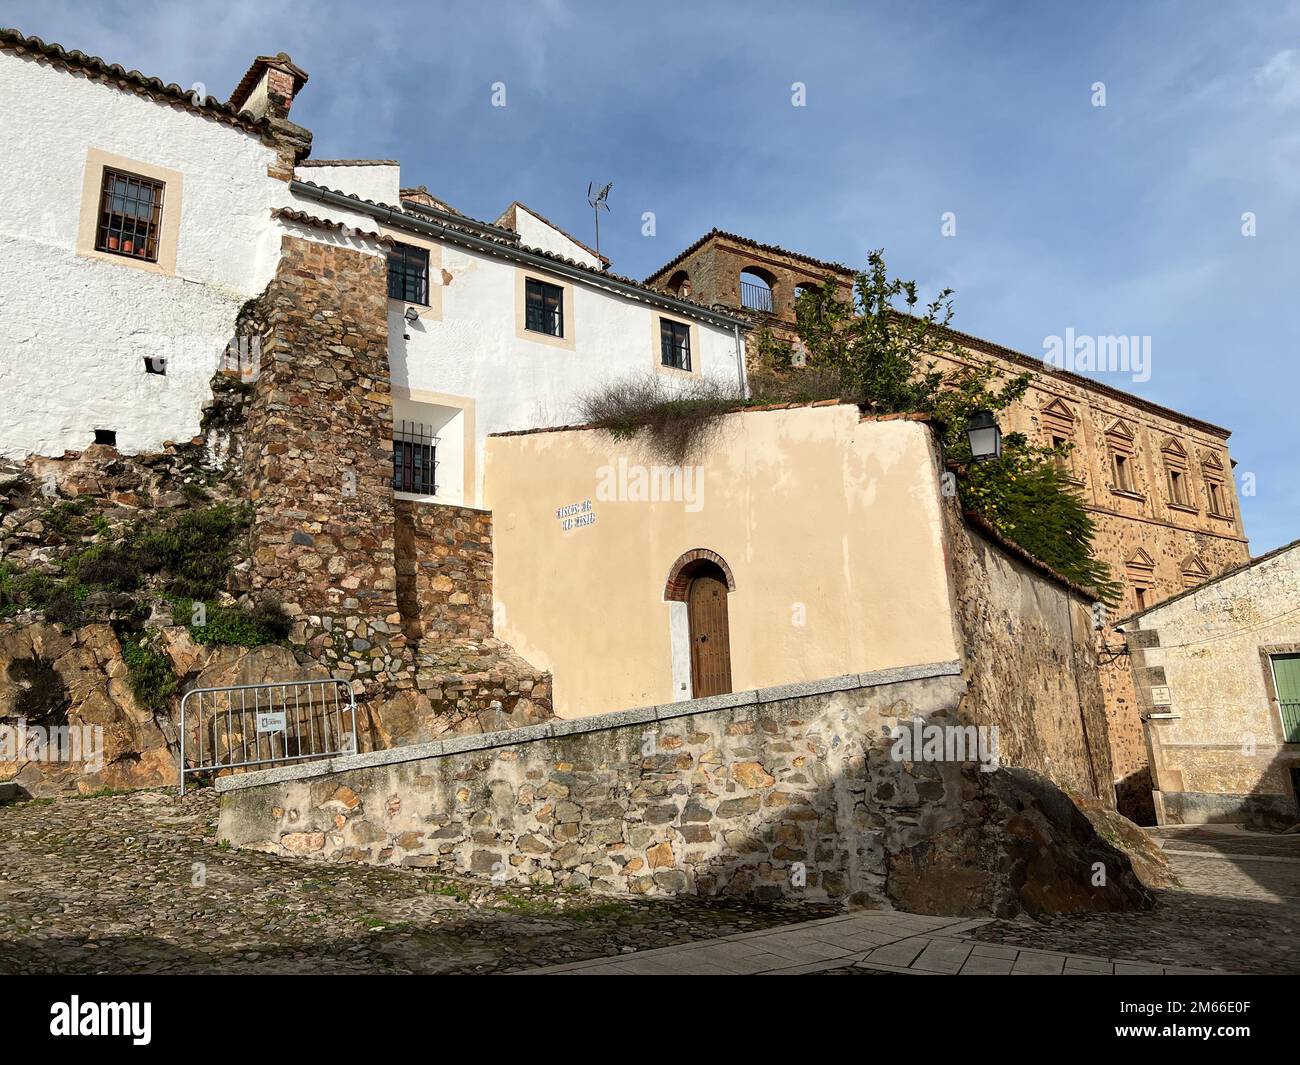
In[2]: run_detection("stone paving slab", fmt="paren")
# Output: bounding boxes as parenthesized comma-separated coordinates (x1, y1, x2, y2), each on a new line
(522, 912, 1221, 976)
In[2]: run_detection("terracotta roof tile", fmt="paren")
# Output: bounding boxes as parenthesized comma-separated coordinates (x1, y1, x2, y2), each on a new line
(292, 180, 747, 325)
(273, 207, 393, 247)
(0, 27, 268, 133)
(645, 228, 855, 283)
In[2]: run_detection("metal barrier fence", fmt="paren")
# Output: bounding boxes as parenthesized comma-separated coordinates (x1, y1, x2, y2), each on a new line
(178, 678, 356, 794)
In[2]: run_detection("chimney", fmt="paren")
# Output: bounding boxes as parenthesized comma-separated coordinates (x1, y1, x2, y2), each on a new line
(228, 52, 309, 119)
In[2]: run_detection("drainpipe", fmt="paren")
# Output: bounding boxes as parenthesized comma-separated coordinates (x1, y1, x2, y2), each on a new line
(734, 323, 748, 397)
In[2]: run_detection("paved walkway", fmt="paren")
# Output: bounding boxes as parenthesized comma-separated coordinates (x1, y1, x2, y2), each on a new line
(523, 911, 1210, 975)
(3, 790, 1295, 974)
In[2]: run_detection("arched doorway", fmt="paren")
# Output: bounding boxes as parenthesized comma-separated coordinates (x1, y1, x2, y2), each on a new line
(687, 563, 732, 697)
(665, 549, 735, 699)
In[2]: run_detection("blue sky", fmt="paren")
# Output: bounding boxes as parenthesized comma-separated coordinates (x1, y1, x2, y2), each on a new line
(9, 0, 1298, 551)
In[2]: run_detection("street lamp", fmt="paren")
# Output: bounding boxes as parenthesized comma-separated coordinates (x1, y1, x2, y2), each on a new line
(965, 410, 1002, 462)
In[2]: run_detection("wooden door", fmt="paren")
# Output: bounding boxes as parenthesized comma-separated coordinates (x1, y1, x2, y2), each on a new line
(688, 573, 732, 698)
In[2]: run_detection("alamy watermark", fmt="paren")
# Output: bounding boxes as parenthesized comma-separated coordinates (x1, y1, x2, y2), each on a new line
(596, 459, 704, 513)
(887, 717, 1000, 773)
(0, 717, 105, 772)
(1042, 328, 1150, 383)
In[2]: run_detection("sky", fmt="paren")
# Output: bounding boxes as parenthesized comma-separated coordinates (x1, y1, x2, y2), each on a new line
(6, 0, 1298, 551)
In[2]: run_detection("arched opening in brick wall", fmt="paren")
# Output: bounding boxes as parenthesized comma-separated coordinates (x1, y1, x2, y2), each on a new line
(664, 549, 736, 700)
(739, 267, 777, 314)
(665, 269, 692, 298)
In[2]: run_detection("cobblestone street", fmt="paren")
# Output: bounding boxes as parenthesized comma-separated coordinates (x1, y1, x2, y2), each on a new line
(1, 791, 1296, 975)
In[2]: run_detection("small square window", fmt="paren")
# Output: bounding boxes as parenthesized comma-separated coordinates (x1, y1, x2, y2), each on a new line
(525, 278, 564, 337)
(660, 319, 691, 371)
(387, 243, 429, 305)
(96, 168, 164, 262)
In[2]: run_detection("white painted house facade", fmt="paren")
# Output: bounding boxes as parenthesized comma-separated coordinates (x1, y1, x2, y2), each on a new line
(0, 29, 749, 511)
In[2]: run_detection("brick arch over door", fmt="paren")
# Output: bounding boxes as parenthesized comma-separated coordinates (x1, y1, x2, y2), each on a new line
(664, 548, 737, 601)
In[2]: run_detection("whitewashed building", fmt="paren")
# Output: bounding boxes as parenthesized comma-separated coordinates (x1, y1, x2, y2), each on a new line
(0, 28, 748, 509)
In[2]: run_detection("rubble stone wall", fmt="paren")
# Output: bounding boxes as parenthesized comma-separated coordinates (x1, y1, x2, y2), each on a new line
(239, 234, 412, 694)
(941, 505, 1113, 804)
(217, 663, 1153, 916)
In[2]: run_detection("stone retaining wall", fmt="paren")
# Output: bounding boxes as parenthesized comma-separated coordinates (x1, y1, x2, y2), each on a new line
(217, 661, 1153, 914)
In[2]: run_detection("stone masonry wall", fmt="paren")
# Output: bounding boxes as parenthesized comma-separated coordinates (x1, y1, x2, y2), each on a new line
(217, 665, 1153, 916)
(942, 505, 1113, 804)
(394, 498, 553, 733)
(239, 234, 413, 695)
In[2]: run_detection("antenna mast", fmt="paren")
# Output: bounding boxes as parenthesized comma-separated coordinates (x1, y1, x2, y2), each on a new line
(587, 181, 613, 259)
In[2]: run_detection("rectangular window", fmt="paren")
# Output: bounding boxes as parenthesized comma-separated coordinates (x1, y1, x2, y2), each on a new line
(660, 319, 691, 371)
(525, 278, 564, 337)
(1207, 480, 1225, 516)
(95, 168, 164, 262)
(1270, 654, 1300, 743)
(387, 243, 429, 305)
(1168, 468, 1187, 506)
(1113, 453, 1133, 493)
(392, 422, 437, 495)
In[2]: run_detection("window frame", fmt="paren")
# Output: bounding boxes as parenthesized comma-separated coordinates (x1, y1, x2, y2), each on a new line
(524, 277, 565, 338)
(94, 167, 166, 263)
(660, 318, 692, 371)
(76, 149, 182, 276)
(387, 242, 430, 306)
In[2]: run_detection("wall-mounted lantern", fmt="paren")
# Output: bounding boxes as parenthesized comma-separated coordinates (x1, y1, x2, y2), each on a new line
(965, 409, 1002, 462)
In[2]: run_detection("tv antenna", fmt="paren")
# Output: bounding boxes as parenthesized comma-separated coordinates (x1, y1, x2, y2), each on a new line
(587, 181, 613, 259)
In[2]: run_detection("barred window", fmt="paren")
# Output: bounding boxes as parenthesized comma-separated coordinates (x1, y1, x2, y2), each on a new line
(660, 319, 691, 371)
(387, 243, 429, 305)
(525, 278, 564, 337)
(392, 420, 438, 495)
(95, 168, 164, 262)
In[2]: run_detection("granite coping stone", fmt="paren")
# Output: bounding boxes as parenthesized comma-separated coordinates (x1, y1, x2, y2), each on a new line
(213, 659, 965, 794)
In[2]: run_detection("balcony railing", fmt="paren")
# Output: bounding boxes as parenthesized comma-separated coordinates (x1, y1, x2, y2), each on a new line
(393, 419, 439, 496)
(739, 280, 774, 313)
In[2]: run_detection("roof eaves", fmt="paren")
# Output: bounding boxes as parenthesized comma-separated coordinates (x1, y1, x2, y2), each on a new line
(290, 180, 749, 328)
(0, 27, 269, 134)
(501, 200, 611, 266)
(1114, 535, 1300, 626)
(645, 228, 856, 284)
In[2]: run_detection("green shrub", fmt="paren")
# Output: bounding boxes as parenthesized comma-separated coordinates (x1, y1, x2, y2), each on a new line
(130, 503, 248, 600)
(176, 597, 290, 647)
(42, 499, 91, 536)
(120, 634, 178, 713)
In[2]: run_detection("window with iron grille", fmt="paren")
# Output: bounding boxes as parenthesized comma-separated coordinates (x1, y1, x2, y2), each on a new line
(660, 319, 691, 370)
(525, 278, 564, 337)
(95, 168, 165, 262)
(392, 421, 438, 495)
(387, 243, 429, 304)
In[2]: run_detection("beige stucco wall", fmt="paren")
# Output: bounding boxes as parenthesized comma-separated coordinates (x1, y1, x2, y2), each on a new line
(484, 406, 960, 718)
(1129, 543, 1300, 826)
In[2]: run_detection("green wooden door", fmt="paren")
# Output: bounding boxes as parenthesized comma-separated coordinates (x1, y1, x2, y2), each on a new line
(1270, 654, 1300, 743)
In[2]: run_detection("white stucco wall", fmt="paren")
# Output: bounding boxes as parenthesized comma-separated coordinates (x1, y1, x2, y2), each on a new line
(387, 239, 744, 506)
(295, 163, 401, 206)
(510, 204, 603, 269)
(0, 51, 288, 458)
